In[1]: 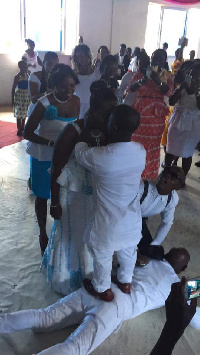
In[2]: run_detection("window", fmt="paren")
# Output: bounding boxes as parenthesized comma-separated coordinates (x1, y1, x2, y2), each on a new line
(160, 8, 187, 56)
(0, 0, 21, 53)
(144, 2, 200, 59)
(144, 3, 162, 57)
(25, 0, 62, 51)
(184, 8, 200, 58)
(0, 0, 80, 54)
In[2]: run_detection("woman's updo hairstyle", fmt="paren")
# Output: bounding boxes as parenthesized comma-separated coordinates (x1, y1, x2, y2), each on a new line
(25, 39, 35, 47)
(100, 55, 118, 74)
(90, 80, 117, 111)
(72, 44, 93, 74)
(174, 60, 194, 87)
(48, 64, 79, 89)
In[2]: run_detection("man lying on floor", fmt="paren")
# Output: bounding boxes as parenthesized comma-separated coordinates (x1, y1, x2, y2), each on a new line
(0, 248, 199, 355)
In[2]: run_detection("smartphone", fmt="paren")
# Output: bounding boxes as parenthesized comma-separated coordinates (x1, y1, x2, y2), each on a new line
(185, 277, 200, 300)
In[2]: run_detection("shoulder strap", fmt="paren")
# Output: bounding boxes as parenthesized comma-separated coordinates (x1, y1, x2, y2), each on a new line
(73, 122, 82, 135)
(140, 180, 149, 205)
(38, 95, 50, 109)
(166, 192, 172, 207)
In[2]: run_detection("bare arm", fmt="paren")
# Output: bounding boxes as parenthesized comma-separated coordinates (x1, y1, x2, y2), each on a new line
(23, 102, 52, 146)
(168, 82, 188, 106)
(151, 278, 197, 355)
(29, 80, 43, 103)
(50, 122, 83, 219)
(37, 56, 43, 67)
(11, 74, 20, 106)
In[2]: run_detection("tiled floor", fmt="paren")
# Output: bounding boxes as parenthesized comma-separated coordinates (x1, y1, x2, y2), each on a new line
(0, 109, 199, 354)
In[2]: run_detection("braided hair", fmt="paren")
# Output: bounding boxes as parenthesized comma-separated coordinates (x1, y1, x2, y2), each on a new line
(90, 81, 117, 110)
(174, 60, 194, 87)
(48, 63, 79, 89)
(72, 44, 93, 74)
(84, 82, 117, 129)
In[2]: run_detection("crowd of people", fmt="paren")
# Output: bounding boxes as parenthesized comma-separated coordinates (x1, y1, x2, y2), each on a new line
(3, 37, 200, 353)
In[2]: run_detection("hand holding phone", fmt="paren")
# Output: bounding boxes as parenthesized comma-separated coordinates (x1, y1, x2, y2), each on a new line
(185, 277, 200, 300)
(165, 277, 197, 336)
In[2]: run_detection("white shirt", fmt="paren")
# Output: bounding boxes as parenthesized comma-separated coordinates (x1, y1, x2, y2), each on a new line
(75, 141, 146, 250)
(1, 259, 199, 355)
(117, 71, 135, 104)
(75, 68, 101, 120)
(118, 55, 124, 66)
(23, 51, 40, 73)
(139, 180, 179, 245)
(128, 56, 138, 72)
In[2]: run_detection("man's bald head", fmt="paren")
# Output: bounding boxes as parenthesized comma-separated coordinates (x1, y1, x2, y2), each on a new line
(165, 248, 190, 274)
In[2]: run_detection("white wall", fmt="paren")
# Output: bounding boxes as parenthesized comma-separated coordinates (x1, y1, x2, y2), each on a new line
(0, 53, 71, 106)
(79, 0, 149, 55)
(111, 0, 149, 53)
(79, 0, 113, 56)
(1, 0, 200, 105)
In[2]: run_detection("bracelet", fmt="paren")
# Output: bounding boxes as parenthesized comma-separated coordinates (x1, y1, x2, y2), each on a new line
(48, 140, 52, 147)
(50, 204, 60, 208)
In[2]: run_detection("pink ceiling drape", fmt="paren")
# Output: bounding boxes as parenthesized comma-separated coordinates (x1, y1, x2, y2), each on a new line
(164, 0, 200, 4)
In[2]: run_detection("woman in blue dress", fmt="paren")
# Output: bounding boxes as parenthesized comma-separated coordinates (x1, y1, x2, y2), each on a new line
(24, 64, 80, 254)
(41, 82, 118, 294)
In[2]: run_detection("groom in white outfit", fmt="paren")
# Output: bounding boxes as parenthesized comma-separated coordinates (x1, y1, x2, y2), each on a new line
(75, 105, 146, 301)
(0, 248, 199, 355)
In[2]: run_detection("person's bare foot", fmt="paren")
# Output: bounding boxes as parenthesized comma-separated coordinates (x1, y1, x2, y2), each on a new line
(111, 275, 131, 294)
(83, 278, 114, 302)
(39, 234, 48, 256)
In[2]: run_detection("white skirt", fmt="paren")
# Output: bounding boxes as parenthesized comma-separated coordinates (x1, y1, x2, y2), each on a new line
(167, 110, 200, 158)
(41, 159, 94, 295)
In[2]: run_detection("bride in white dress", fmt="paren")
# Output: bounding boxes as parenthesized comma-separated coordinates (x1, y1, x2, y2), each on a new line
(41, 84, 117, 294)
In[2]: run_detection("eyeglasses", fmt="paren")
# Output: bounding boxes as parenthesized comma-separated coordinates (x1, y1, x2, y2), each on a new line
(163, 167, 182, 182)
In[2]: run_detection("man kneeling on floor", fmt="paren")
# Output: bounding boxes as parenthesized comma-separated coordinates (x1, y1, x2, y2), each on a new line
(138, 166, 185, 262)
(0, 248, 199, 355)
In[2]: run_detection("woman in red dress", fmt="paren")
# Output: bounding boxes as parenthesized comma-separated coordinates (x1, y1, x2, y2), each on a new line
(130, 50, 172, 180)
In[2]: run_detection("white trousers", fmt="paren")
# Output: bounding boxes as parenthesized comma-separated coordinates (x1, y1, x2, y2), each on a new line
(89, 246, 137, 292)
(0, 288, 121, 355)
(0, 288, 199, 355)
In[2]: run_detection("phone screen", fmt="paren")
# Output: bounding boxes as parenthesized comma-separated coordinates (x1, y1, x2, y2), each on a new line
(186, 279, 200, 300)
